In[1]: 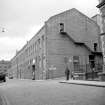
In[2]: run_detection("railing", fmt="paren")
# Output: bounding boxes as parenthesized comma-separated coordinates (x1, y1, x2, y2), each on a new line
(73, 63, 103, 80)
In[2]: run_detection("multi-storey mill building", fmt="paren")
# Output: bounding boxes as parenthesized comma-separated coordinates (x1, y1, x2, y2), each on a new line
(9, 8, 102, 80)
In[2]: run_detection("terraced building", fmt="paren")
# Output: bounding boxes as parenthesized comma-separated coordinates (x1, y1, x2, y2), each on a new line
(9, 8, 102, 80)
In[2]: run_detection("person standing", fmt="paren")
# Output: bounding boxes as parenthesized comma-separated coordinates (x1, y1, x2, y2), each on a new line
(92, 67, 95, 80)
(65, 66, 70, 80)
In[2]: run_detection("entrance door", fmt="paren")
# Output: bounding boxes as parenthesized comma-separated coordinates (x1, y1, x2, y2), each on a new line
(89, 55, 95, 69)
(73, 56, 80, 73)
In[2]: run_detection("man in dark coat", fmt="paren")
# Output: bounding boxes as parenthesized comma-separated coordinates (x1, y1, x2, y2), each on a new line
(65, 66, 70, 80)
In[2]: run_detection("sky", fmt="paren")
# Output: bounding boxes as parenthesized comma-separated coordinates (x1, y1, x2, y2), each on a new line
(0, 0, 99, 60)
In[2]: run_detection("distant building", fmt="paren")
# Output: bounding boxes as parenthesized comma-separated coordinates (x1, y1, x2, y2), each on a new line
(0, 60, 11, 76)
(9, 8, 102, 80)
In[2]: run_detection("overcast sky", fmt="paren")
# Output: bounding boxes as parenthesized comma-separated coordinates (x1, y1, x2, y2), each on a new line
(0, 0, 99, 60)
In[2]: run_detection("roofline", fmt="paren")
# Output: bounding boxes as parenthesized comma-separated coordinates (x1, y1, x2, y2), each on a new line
(47, 8, 99, 30)
(10, 25, 45, 61)
(91, 14, 100, 18)
(97, 1, 105, 8)
(47, 8, 76, 22)
(75, 42, 93, 52)
(61, 32, 93, 52)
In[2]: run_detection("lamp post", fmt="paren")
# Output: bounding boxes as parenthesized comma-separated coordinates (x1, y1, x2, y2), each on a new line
(0, 27, 6, 33)
(16, 57, 19, 78)
(32, 59, 36, 80)
(1, 28, 5, 32)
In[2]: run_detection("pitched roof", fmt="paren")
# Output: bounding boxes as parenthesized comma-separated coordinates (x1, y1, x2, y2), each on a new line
(48, 8, 99, 52)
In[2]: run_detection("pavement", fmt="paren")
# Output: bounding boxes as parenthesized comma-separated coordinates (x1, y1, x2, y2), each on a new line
(5, 77, 105, 88)
(60, 79, 105, 87)
(6, 77, 105, 88)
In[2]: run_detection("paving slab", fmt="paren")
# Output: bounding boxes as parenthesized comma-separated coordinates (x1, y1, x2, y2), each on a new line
(60, 80, 105, 87)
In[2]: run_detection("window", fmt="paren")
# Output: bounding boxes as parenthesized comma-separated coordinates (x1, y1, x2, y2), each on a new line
(42, 35, 44, 40)
(38, 38, 41, 50)
(36, 42, 38, 51)
(42, 35, 44, 49)
(73, 56, 80, 72)
(60, 23, 64, 32)
(73, 56, 79, 63)
(38, 39, 40, 44)
(89, 55, 95, 69)
(31, 45, 32, 51)
(33, 44, 34, 52)
(94, 43, 97, 51)
(34, 42, 36, 52)
(4, 66, 7, 68)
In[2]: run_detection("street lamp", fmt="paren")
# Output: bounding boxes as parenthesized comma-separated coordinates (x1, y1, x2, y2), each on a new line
(0, 27, 6, 33)
(32, 59, 36, 80)
(2, 28, 5, 32)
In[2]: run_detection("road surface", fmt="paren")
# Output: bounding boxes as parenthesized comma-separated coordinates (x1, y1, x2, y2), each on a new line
(0, 79, 105, 105)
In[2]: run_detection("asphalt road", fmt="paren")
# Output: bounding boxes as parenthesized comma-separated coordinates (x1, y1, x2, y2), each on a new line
(0, 79, 105, 105)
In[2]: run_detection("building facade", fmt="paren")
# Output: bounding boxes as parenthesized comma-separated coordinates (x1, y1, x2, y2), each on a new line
(92, 14, 103, 33)
(0, 60, 11, 76)
(97, 0, 105, 32)
(97, 0, 105, 73)
(9, 8, 102, 80)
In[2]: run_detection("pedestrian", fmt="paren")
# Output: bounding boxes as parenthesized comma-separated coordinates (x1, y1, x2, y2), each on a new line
(92, 67, 95, 80)
(71, 71, 74, 80)
(65, 66, 70, 80)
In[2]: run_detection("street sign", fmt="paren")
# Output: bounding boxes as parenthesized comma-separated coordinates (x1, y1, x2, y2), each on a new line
(69, 58, 72, 62)
(49, 65, 56, 71)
